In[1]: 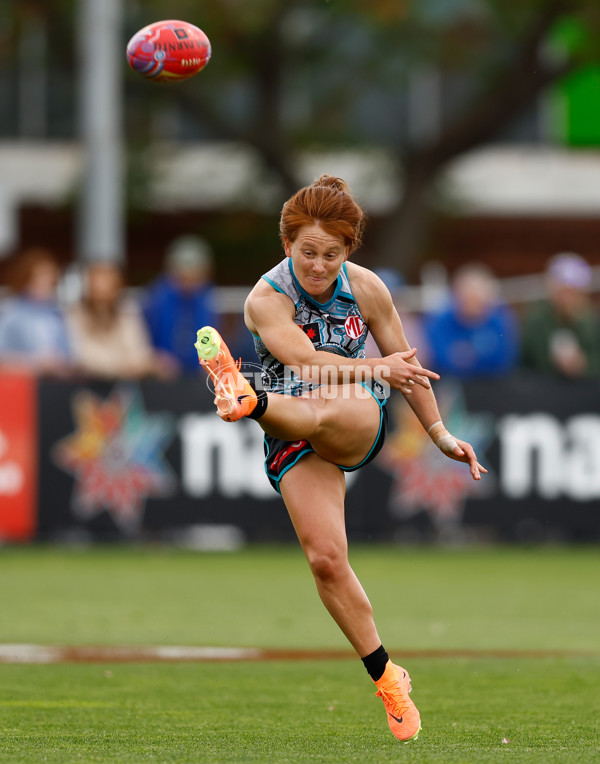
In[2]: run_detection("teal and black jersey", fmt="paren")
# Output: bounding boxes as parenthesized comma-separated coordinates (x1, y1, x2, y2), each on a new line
(252, 257, 369, 395)
(253, 257, 389, 492)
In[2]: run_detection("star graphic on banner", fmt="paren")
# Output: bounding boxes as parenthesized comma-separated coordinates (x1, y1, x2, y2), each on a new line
(379, 383, 495, 528)
(52, 387, 175, 534)
(306, 328, 316, 339)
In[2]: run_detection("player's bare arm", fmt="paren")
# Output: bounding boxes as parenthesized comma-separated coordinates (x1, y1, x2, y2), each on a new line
(348, 264, 486, 481)
(245, 271, 439, 390)
(347, 263, 439, 394)
(245, 279, 415, 385)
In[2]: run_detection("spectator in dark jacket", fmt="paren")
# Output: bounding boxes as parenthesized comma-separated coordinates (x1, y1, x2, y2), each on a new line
(521, 252, 600, 378)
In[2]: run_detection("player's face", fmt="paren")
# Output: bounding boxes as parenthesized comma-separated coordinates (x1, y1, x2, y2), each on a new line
(284, 223, 349, 303)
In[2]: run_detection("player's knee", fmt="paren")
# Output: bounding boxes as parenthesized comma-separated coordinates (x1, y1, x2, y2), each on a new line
(304, 393, 332, 433)
(306, 543, 348, 583)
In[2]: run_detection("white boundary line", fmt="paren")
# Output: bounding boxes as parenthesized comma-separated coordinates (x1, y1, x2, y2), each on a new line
(1, 644, 598, 664)
(0, 644, 262, 664)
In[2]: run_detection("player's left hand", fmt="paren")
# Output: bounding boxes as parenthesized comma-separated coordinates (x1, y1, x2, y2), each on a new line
(438, 436, 487, 481)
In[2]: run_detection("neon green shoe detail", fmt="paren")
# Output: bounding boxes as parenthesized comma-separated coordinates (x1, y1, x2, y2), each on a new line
(195, 326, 221, 361)
(194, 326, 258, 422)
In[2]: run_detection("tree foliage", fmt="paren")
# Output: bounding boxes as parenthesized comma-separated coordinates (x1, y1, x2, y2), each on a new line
(4, 0, 600, 270)
(127, 0, 600, 269)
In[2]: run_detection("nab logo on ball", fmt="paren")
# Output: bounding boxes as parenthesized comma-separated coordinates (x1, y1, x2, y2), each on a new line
(344, 315, 365, 340)
(126, 20, 211, 82)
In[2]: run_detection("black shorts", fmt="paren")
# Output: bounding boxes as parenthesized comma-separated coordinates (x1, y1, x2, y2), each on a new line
(263, 398, 388, 494)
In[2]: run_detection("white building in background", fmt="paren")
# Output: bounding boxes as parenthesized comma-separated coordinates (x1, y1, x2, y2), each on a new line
(4, 139, 600, 219)
(3, 140, 600, 311)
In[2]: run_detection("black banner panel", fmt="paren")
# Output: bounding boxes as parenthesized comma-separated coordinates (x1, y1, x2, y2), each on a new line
(34, 374, 600, 543)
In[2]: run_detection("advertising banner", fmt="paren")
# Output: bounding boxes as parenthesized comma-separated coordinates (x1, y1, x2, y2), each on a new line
(35, 375, 600, 543)
(37, 377, 290, 543)
(351, 375, 600, 542)
(0, 372, 37, 541)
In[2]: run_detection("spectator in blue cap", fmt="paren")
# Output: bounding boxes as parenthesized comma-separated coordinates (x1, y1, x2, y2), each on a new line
(521, 252, 600, 377)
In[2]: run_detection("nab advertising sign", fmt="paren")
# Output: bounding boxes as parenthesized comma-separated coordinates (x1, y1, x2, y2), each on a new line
(37, 378, 289, 542)
(31, 374, 600, 543)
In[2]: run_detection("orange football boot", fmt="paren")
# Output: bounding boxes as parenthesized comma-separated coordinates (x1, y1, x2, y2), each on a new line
(194, 326, 258, 422)
(374, 661, 421, 742)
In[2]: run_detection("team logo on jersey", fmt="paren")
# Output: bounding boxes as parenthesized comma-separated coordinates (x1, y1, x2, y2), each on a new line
(344, 315, 365, 340)
(302, 322, 320, 344)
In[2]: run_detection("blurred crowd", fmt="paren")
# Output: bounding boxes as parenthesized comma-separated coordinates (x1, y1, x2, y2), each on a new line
(0, 242, 599, 382)
(370, 251, 600, 381)
(0, 236, 223, 381)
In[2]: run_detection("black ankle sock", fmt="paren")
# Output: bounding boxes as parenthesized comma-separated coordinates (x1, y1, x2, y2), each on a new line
(247, 389, 268, 420)
(361, 645, 389, 682)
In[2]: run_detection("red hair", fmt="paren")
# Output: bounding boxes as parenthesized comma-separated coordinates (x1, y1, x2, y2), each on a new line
(279, 175, 366, 253)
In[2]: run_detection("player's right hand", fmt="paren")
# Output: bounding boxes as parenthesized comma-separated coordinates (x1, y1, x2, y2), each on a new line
(379, 348, 440, 396)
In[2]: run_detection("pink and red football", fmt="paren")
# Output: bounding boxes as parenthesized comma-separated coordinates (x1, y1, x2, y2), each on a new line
(126, 20, 211, 82)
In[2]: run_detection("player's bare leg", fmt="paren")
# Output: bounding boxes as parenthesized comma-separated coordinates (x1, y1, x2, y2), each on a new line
(280, 453, 382, 657)
(195, 325, 383, 467)
(280, 454, 421, 742)
(196, 326, 421, 742)
(258, 384, 382, 467)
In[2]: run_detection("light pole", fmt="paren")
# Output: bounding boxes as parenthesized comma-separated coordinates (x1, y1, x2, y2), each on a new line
(77, 0, 124, 264)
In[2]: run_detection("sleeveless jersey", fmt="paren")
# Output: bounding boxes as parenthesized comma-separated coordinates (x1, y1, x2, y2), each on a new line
(252, 258, 369, 395)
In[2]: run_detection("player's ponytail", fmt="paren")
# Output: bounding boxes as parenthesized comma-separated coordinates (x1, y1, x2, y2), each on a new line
(311, 175, 351, 195)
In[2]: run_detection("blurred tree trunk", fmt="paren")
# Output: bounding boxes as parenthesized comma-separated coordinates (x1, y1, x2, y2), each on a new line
(375, 0, 577, 271)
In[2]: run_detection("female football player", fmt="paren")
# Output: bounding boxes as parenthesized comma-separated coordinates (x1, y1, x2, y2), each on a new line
(195, 175, 486, 743)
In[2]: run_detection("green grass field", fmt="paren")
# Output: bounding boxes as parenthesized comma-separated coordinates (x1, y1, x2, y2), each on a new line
(1, 545, 599, 762)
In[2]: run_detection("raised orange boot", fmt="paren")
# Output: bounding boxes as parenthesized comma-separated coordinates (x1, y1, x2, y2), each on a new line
(195, 326, 258, 422)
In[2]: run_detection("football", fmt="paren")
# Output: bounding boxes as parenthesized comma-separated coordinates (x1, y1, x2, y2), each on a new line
(126, 20, 211, 82)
